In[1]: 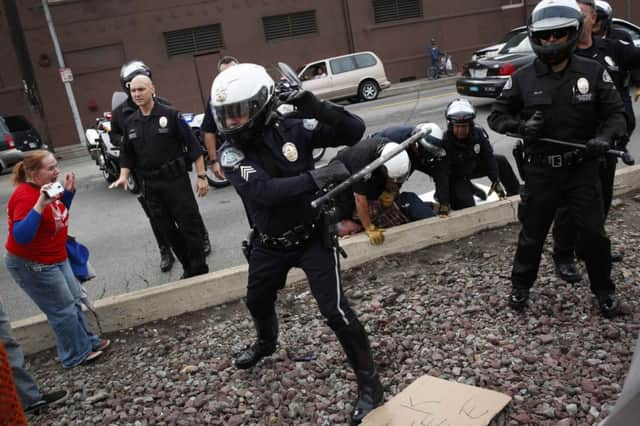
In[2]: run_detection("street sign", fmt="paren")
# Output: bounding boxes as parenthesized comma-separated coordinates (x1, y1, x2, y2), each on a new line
(59, 67, 74, 83)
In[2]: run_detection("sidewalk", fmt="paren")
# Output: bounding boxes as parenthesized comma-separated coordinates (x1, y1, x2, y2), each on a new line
(52, 76, 459, 161)
(24, 174, 640, 425)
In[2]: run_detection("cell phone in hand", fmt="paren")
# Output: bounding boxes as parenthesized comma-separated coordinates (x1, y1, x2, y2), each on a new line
(44, 182, 64, 199)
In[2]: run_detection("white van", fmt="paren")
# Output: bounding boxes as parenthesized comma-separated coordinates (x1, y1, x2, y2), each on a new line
(297, 51, 391, 102)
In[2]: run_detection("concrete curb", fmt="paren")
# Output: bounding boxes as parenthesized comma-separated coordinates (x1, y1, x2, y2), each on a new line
(13, 165, 640, 355)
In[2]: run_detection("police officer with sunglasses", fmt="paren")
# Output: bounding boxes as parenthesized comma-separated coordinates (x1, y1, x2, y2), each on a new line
(488, 0, 627, 318)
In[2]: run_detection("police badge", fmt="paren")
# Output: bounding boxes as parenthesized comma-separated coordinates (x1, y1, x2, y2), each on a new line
(473, 144, 480, 154)
(577, 77, 590, 95)
(159, 116, 168, 128)
(282, 142, 299, 162)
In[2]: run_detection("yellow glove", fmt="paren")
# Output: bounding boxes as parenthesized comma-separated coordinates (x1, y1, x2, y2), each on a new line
(635, 87, 640, 102)
(378, 191, 396, 209)
(436, 203, 450, 218)
(365, 224, 385, 245)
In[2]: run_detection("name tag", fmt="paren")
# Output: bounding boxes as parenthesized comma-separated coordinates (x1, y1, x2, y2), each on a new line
(157, 128, 169, 134)
(127, 130, 138, 139)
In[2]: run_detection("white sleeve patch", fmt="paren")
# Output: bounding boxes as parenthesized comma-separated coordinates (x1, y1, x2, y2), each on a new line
(303, 119, 319, 130)
(220, 146, 245, 168)
(602, 70, 613, 84)
(503, 77, 513, 91)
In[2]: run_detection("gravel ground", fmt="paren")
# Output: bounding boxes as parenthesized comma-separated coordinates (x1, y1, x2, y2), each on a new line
(24, 192, 640, 426)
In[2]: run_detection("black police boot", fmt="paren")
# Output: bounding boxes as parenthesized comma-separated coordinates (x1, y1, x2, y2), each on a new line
(159, 246, 175, 273)
(334, 320, 384, 425)
(555, 262, 581, 283)
(203, 234, 212, 257)
(509, 287, 529, 311)
(234, 313, 278, 370)
(611, 250, 624, 263)
(598, 294, 624, 319)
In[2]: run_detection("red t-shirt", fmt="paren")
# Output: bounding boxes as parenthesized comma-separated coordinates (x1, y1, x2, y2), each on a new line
(5, 183, 69, 263)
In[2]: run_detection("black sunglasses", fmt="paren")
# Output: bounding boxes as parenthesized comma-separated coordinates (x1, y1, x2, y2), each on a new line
(535, 27, 571, 41)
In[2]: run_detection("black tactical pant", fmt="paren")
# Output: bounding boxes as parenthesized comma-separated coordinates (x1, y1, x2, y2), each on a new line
(246, 237, 356, 331)
(448, 154, 521, 210)
(552, 155, 616, 264)
(143, 174, 208, 277)
(512, 160, 614, 298)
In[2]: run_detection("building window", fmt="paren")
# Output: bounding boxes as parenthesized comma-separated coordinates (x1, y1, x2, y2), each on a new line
(164, 24, 224, 57)
(262, 11, 317, 41)
(373, 0, 422, 24)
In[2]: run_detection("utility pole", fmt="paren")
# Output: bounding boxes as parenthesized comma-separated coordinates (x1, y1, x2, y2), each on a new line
(41, 0, 86, 145)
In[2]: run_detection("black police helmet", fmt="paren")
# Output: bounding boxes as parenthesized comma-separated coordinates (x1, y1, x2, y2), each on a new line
(528, 0, 583, 66)
(595, 1, 613, 34)
(120, 60, 152, 92)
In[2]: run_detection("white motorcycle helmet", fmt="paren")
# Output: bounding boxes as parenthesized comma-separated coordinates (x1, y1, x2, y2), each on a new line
(381, 142, 411, 183)
(413, 123, 446, 158)
(528, 0, 583, 65)
(210, 63, 275, 146)
(120, 60, 151, 91)
(445, 98, 476, 125)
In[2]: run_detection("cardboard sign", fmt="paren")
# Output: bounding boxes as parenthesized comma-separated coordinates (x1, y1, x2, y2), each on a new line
(363, 375, 511, 426)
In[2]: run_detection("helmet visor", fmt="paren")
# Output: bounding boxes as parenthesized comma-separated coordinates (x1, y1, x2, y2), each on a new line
(213, 87, 269, 133)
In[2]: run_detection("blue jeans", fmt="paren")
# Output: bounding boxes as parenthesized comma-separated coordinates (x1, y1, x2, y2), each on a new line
(4, 253, 100, 368)
(0, 297, 42, 407)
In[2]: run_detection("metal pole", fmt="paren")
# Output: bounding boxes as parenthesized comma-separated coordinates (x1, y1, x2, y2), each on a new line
(41, 0, 86, 145)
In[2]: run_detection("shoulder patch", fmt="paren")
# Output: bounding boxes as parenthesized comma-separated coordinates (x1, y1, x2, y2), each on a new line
(220, 146, 245, 168)
(303, 119, 318, 131)
(602, 70, 613, 84)
(618, 40, 630, 46)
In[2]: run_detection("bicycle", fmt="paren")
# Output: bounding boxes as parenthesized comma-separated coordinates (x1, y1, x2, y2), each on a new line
(428, 54, 457, 79)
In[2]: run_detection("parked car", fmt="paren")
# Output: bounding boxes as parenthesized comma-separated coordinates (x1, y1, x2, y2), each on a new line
(0, 116, 24, 174)
(611, 18, 640, 47)
(297, 51, 391, 102)
(457, 18, 640, 99)
(2, 114, 45, 152)
(471, 26, 526, 61)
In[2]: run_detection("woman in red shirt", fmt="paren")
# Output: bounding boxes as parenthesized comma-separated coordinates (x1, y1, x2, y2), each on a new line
(4, 150, 110, 368)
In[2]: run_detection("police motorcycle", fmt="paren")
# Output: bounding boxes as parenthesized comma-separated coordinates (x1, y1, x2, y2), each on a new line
(84, 92, 139, 193)
(180, 112, 231, 188)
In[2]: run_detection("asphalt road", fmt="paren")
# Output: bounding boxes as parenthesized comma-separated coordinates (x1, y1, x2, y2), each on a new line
(2, 85, 640, 320)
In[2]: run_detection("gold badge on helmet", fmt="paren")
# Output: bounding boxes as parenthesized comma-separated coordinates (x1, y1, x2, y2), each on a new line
(215, 88, 227, 103)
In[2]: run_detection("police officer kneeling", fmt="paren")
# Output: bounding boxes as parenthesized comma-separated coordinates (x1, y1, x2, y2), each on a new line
(488, 0, 627, 318)
(211, 64, 383, 424)
(110, 75, 209, 279)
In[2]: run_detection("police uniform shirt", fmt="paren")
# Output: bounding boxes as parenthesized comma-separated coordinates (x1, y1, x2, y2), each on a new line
(120, 102, 202, 171)
(374, 125, 442, 177)
(576, 36, 640, 94)
(431, 127, 498, 206)
(335, 136, 389, 200)
(489, 55, 627, 154)
(111, 96, 171, 140)
(219, 113, 364, 237)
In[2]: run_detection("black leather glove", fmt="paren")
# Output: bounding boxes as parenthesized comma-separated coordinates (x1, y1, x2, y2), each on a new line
(308, 161, 350, 189)
(585, 138, 611, 156)
(284, 90, 344, 125)
(520, 111, 544, 138)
